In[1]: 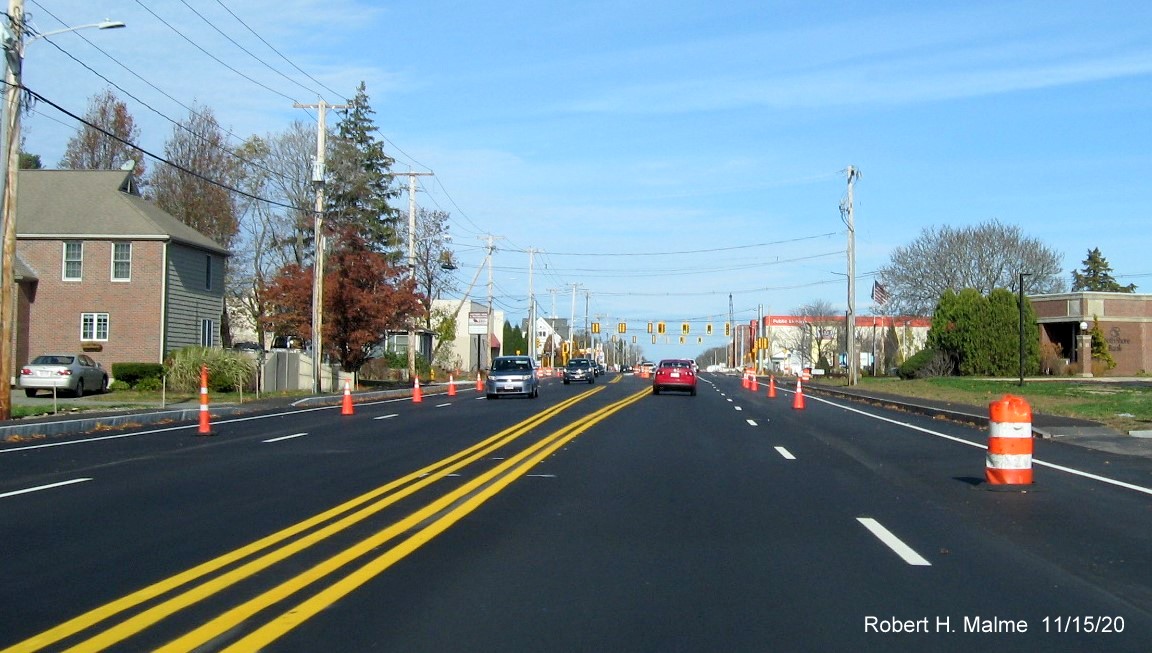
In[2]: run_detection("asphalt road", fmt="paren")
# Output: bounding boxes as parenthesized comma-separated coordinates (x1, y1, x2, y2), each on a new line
(2, 373, 1151, 651)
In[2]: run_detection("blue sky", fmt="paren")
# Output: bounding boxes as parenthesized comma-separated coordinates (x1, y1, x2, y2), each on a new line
(19, 0, 1152, 361)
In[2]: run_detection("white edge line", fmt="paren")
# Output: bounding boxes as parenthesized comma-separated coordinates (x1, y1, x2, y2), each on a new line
(857, 517, 932, 566)
(809, 394, 1152, 498)
(373, 414, 399, 420)
(262, 433, 307, 443)
(1, 478, 93, 499)
(774, 446, 796, 460)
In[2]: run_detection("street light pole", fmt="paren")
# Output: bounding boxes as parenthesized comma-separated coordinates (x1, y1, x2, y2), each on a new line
(0, 2, 123, 419)
(1018, 271, 1031, 387)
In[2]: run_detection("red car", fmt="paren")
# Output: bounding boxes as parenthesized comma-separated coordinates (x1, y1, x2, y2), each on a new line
(652, 359, 697, 396)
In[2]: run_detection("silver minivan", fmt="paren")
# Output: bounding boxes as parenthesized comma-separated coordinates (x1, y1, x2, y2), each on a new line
(485, 355, 540, 399)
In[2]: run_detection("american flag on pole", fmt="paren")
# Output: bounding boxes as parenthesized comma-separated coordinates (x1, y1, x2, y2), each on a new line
(871, 281, 891, 306)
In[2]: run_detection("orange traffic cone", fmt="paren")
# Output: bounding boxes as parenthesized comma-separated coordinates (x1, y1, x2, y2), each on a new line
(197, 365, 213, 436)
(751, 375, 759, 392)
(742, 373, 749, 389)
(475, 373, 484, 392)
(341, 380, 354, 415)
(792, 378, 805, 410)
(767, 375, 776, 398)
(413, 377, 423, 403)
(447, 375, 457, 396)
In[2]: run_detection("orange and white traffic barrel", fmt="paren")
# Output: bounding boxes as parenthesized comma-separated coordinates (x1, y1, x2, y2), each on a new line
(986, 395, 1033, 485)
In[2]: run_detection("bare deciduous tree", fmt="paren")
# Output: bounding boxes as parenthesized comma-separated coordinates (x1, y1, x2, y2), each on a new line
(227, 122, 319, 347)
(150, 105, 239, 250)
(877, 219, 1064, 315)
(60, 88, 147, 181)
(150, 105, 241, 344)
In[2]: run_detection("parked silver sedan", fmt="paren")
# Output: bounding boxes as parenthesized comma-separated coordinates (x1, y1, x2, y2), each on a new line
(19, 353, 109, 398)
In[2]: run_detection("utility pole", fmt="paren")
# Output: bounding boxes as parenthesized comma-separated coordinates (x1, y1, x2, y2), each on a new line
(842, 166, 860, 386)
(527, 248, 537, 361)
(0, 1, 25, 420)
(401, 170, 433, 381)
(480, 235, 502, 370)
(568, 283, 582, 359)
(757, 304, 764, 374)
(294, 100, 348, 393)
(0, 7, 123, 418)
(584, 291, 591, 359)
(546, 288, 560, 368)
(728, 294, 735, 369)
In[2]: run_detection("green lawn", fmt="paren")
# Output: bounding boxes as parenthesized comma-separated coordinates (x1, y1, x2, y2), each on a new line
(837, 376, 1152, 433)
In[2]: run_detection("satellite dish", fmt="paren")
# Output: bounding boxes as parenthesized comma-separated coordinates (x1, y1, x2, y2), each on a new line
(120, 159, 136, 171)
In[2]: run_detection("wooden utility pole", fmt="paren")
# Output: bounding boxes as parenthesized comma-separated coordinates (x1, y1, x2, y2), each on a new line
(843, 166, 860, 385)
(480, 235, 502, 370)
(401, 171, 433, 380)
(294, 100, 347, 393)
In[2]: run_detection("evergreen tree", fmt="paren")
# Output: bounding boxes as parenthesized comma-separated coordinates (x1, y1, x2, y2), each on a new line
(1071, 248, 1136, 292)
(928, 288, 1039, 376)
(325, 82, 401, 256)
(18, 152, 41, 169)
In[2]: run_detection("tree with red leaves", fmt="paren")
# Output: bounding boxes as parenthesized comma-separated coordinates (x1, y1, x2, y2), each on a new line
(264, 226, 423, 373)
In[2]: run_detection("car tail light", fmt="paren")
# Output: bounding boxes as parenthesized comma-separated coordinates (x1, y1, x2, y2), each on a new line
(20, 367, 30, 375)
(58, 369, 73, 375)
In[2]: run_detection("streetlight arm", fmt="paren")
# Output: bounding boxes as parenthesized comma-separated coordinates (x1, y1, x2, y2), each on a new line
(27, 21, 124, 45)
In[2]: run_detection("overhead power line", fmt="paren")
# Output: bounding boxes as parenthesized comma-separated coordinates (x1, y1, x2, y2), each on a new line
(21, 84, 306, 213)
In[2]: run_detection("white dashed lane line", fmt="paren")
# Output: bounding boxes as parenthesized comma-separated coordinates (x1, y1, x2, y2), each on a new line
(263, 433, 308, 443)
(857, 517, 932, 566)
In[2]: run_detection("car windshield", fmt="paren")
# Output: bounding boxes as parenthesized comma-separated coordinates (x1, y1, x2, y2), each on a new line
(493, 359, 531, 372)
(567, 360, 590, 368)
(660, 361, 692, 369)
(32, 355, 74, 365)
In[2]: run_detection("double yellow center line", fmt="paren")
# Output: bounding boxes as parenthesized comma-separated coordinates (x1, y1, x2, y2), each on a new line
(9, 386, 649, 652)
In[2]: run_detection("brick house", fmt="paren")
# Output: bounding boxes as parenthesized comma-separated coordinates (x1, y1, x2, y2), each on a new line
(10, 170, 229, 380)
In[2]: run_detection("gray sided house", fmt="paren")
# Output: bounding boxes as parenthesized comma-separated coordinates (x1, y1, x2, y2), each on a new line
(12, 170, 229, 377)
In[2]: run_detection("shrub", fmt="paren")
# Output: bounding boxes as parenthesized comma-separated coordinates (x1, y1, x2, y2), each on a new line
(135, 377, 163, 392)
(111, 362, 165, 387)
(165, 347, 256, 393)
(898, 348, 955, 379)
(109, 379, 131, 392)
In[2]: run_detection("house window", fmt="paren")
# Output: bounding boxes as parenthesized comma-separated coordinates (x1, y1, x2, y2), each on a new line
(201, 319, 215, 346)
(111, 242, 131, 281)
(205, 255, 212, 290)
(81, 313, 109, 341)
(63, 241, 83, 281)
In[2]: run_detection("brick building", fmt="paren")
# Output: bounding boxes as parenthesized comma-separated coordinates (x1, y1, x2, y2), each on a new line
(9, 170, 228, 381)
(1031, 292, 1152, 376)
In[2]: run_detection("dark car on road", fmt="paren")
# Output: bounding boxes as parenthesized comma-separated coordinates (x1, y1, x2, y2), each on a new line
(563, 358, 596, 384)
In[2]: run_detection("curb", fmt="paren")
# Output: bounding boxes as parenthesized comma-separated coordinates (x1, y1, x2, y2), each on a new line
(0, 385, 446, 442)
